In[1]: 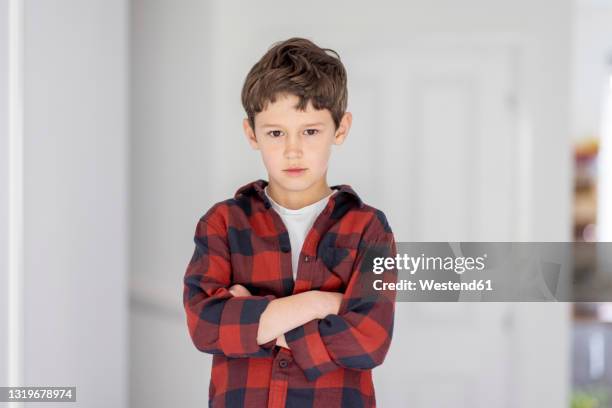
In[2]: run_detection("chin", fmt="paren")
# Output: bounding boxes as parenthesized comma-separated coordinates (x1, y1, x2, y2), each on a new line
(276, 176, 312, 191)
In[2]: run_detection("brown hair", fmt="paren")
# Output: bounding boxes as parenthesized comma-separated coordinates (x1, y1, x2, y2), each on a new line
(241, 37, 348, 132)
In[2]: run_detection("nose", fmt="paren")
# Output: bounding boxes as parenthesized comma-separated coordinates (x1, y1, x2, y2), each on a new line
(284, 133, 303, 158)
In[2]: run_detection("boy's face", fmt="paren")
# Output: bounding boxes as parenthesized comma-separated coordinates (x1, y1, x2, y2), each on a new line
(243, 93, 352, 196)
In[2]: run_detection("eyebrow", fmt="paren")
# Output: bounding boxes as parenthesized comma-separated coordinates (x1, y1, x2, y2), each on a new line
(261, 122, 326, 128)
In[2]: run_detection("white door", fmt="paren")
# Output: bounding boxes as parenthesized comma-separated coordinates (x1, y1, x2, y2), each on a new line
(330, 39, 546, 408)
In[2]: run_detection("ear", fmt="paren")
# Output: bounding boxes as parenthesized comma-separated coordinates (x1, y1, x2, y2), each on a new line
(243, 118, 259, 150)
(333, 111, 352, 145)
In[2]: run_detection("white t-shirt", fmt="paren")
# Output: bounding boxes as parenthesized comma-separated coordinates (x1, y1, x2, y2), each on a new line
(264, 186, 337, 279)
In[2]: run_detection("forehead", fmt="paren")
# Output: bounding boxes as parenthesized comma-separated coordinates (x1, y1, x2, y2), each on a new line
(256, 93, 332, 127)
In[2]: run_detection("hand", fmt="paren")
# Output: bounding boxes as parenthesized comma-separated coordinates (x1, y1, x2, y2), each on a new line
(312, 290, 343, 319)
(229, 284, 252, 297)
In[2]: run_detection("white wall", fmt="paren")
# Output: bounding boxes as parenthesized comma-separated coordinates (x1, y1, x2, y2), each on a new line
(129, 1, 214, 407)
(571, 0, 612, 139)
(0, 0, 10, 391)
(1, 0, 129, 406)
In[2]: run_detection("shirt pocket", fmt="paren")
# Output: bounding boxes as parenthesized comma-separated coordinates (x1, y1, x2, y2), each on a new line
(316, 244, 358, 288)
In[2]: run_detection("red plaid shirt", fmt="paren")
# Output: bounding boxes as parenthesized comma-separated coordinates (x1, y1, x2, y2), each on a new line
(183, 179, 397, 407)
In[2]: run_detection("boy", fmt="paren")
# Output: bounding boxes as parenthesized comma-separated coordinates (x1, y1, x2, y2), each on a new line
(183, 37, 398, 408)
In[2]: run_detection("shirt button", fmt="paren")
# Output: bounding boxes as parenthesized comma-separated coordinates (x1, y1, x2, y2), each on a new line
(279, 359, 288, 368)
(304, 255, 311, 262)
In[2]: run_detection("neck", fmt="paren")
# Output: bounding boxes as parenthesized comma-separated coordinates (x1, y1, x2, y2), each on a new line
(266, 178, 333, 210)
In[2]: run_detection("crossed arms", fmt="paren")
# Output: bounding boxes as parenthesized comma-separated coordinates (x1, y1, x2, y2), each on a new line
(228, 283, 342, 349)
(183, 206, 397, 381)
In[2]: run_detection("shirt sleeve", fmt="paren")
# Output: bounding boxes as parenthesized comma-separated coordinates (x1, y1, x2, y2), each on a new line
(284, 209, 398, 382)
(182, 206, 278, 358)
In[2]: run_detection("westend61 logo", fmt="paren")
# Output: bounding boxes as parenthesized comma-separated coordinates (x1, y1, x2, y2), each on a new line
(372, 253, 487, 275)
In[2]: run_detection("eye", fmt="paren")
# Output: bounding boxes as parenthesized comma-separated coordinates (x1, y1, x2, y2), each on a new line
(304, 129, 319, 136)
(267, 130, 283, 138)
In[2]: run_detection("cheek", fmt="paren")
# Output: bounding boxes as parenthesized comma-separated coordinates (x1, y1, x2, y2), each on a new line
(311, 143, 332, 165)
(260, 146, 282, 168)
(303, 149, 330, 176)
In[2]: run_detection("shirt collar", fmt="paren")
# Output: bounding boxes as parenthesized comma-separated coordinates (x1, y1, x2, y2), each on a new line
(234, 179, 364, 209)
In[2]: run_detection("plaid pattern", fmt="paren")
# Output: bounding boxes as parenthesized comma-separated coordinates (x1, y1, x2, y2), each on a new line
(183, 179, 398, 407)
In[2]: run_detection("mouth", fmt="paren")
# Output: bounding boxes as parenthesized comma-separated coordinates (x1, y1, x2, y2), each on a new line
(283, 168, 307, 176)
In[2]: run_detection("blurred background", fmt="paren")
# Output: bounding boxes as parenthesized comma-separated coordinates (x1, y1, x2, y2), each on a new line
(1, 0, 612, 406)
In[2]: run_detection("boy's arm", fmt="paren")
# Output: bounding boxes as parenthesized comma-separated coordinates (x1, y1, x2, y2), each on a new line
(256, 289, 342, 346)
(183, 207, 279, 358)
(283, 210, 399, 382)
(230, 283, 342, 348)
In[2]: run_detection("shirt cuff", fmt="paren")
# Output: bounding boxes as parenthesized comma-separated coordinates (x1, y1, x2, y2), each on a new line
(285, 318, 340, 381)
(219, 294, 277, 357)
